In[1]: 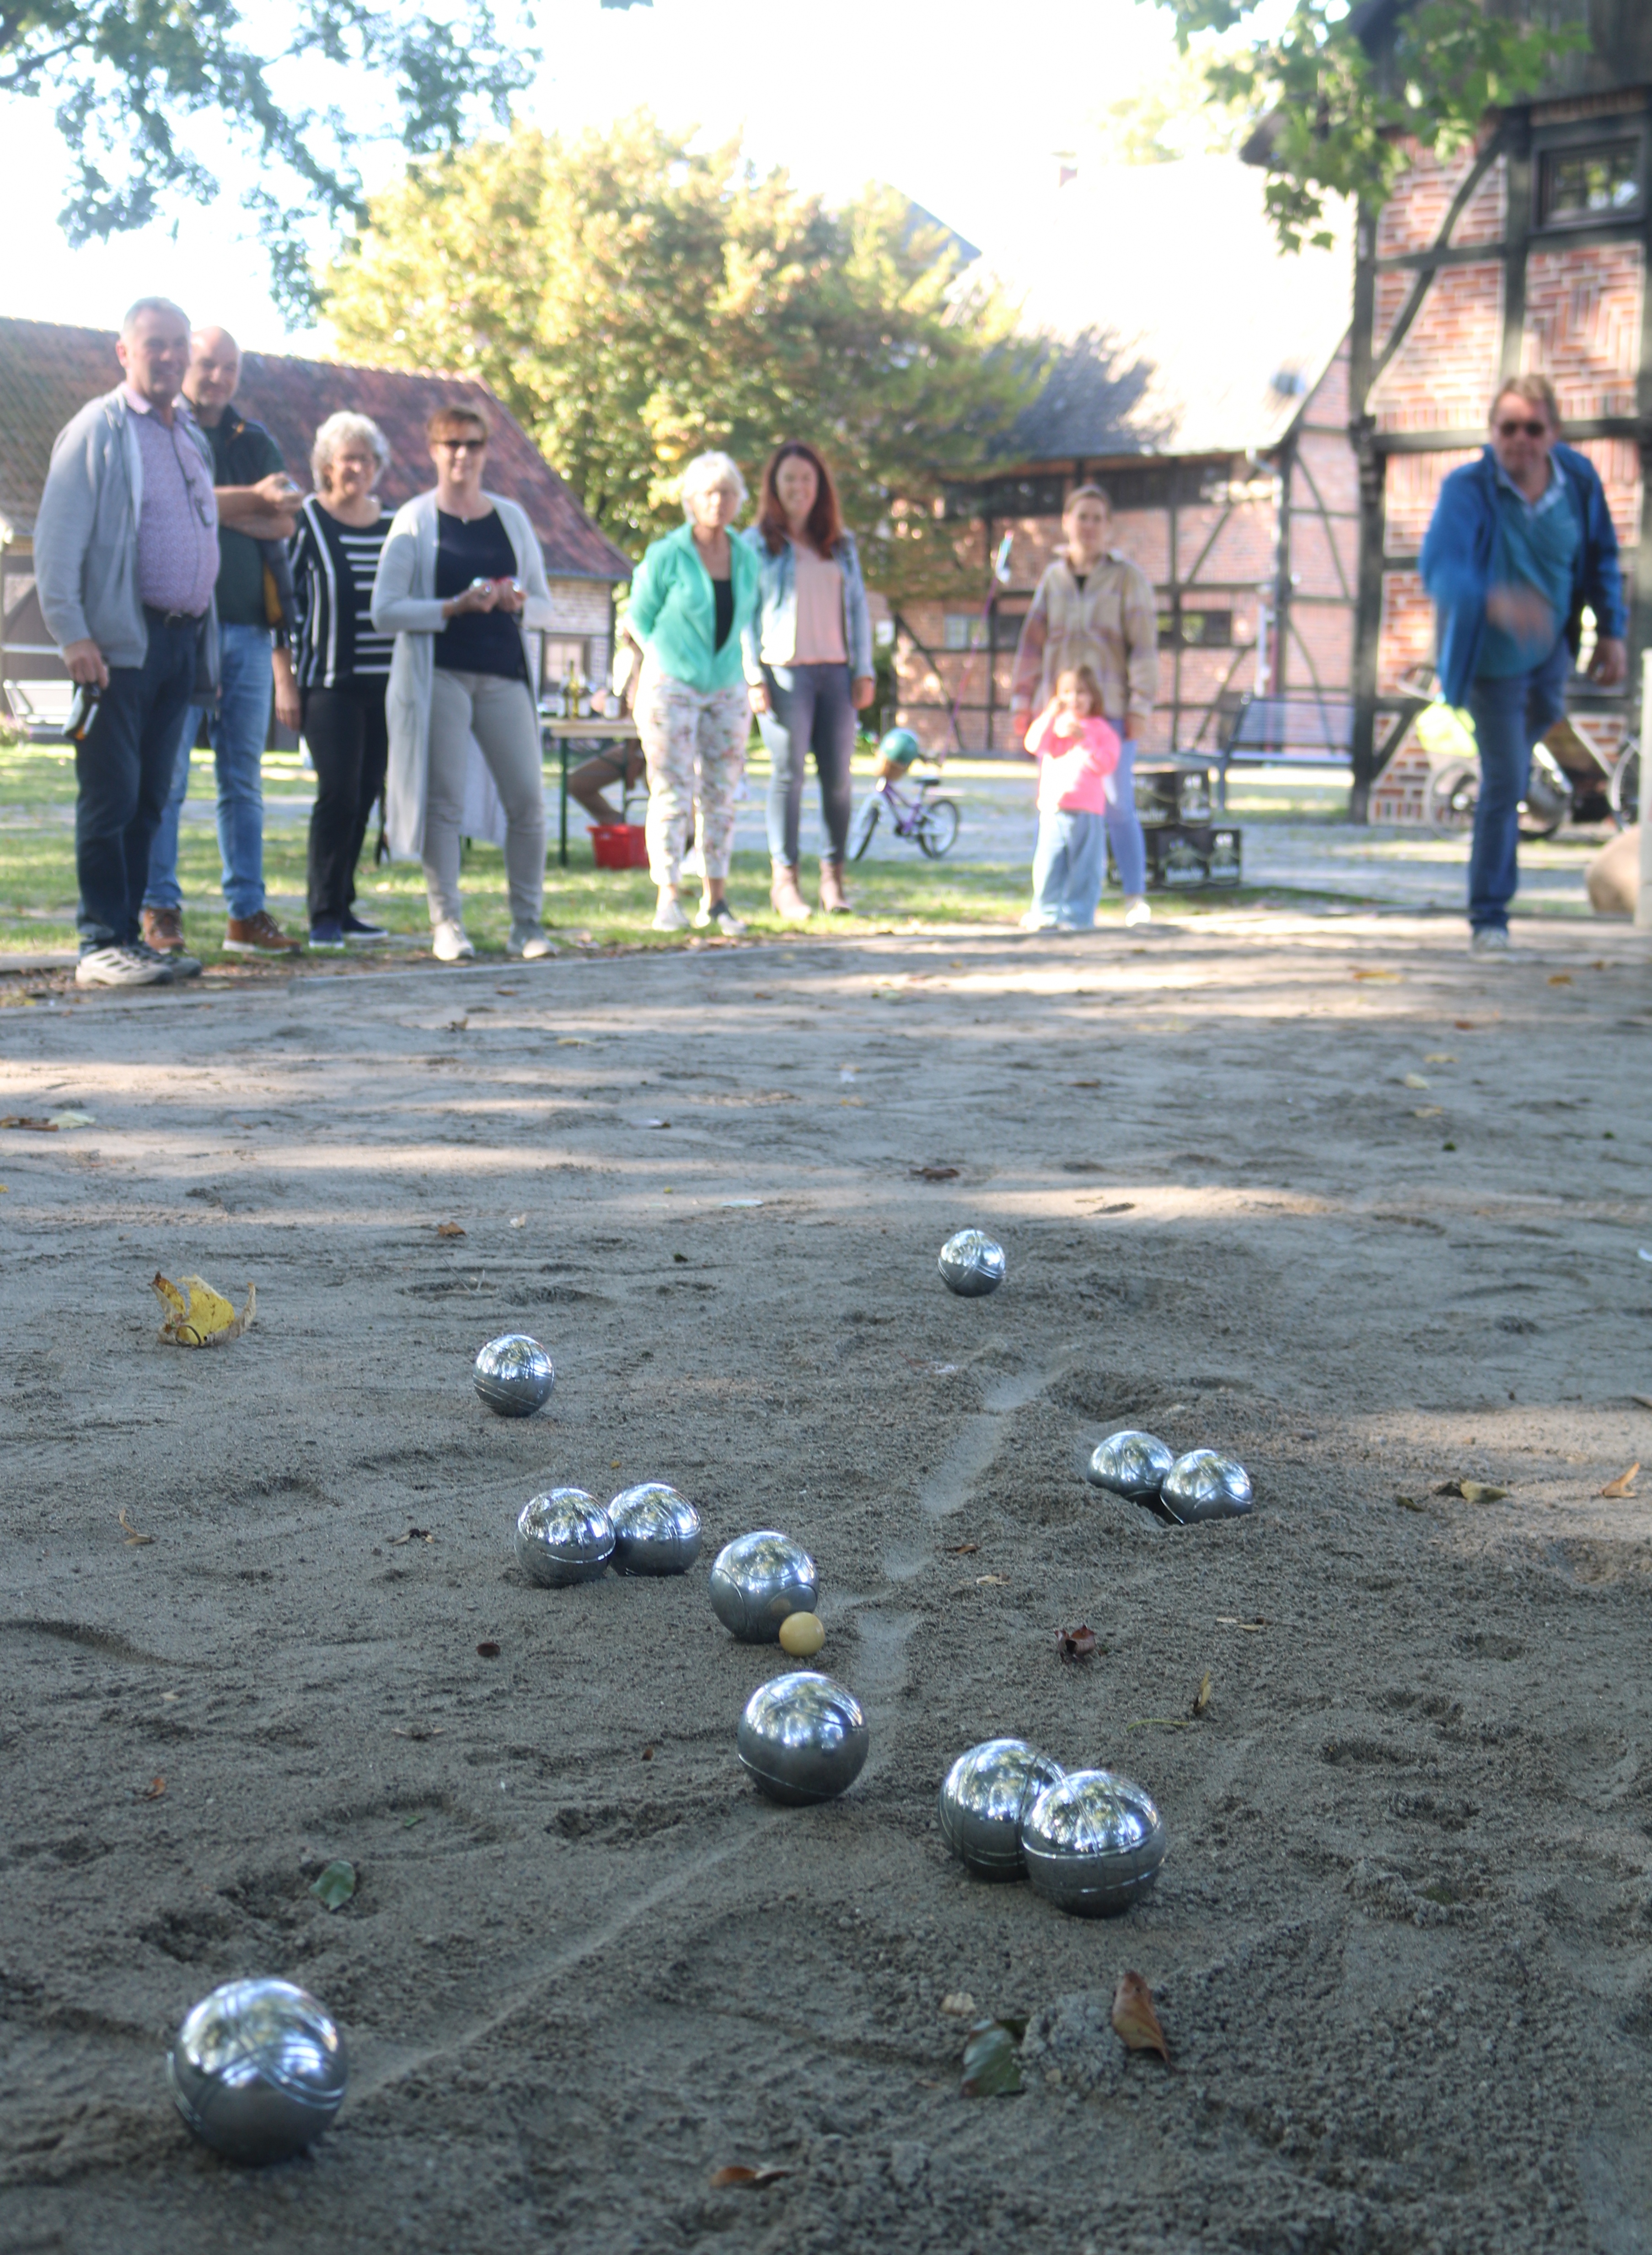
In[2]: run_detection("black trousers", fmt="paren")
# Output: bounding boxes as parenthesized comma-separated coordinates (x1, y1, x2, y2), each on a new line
(75, 610, 199, 948)
(302, 680, 389, 922)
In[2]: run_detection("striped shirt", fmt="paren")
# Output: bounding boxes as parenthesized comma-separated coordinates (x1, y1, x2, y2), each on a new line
(287, 499, 394, 686)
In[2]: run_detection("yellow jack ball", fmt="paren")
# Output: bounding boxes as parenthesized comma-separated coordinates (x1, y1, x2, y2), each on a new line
(777, 1611, 825, 1658)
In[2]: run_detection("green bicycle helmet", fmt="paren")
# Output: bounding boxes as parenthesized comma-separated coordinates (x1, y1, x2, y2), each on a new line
(877, 727, 921, 768)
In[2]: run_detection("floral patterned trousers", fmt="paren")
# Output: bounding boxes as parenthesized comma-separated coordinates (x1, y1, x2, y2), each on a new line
(635, 663, 749, 887)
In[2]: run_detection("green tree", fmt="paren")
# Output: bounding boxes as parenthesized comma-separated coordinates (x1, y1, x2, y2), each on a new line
(324, 114, 1037, 595)
(0, 0, 548, 316)
(1148, 0, 1590, 249)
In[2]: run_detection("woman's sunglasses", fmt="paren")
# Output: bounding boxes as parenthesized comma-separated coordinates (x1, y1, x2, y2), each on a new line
(1496, 418, 1549, 440)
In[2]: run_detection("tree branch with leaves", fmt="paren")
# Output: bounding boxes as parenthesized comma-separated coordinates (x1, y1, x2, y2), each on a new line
(0, 0, 542, 317)
(1148, 0, 1590, 249)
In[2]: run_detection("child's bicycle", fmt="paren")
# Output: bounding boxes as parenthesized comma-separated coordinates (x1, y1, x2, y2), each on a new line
(847, 728, 960, 861)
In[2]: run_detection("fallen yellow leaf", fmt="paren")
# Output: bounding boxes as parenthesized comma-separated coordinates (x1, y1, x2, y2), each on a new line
(1600, 1462, 1640, 1499)
(1191, 1668, 1212, 1717)
(1403, 1073, 1430, 1090)
(152, 1272, 255, 1348)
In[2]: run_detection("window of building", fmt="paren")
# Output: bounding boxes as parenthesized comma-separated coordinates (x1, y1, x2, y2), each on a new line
(1539, 143, 1641, 228)
(1157, 609, 1233, 648)
(943, 615, 987, 651)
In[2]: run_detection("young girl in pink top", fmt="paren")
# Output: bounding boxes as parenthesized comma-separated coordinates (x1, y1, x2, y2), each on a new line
(1021, 664, 1121, 930)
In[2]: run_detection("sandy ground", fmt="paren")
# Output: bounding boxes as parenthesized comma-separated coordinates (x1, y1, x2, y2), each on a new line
(2, 908, 1651, 2255)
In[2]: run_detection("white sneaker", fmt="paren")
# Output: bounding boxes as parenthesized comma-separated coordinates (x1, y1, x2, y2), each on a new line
(75, 944, 172, 988)
(652, 897, 690, 932)
(508, 925, 558, 960)
(693, 897, 748, 935)
(1123, 896, 1152, 928)
(1469, 927, 1512, 959)
(432, 919, 474, 962)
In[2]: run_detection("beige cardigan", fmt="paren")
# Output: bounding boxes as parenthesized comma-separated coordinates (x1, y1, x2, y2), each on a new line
(371, 489, 556, 859)
(1009, 553, 1159, 726)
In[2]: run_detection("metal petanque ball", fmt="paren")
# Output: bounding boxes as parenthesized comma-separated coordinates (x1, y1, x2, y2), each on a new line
(938, 1229, 1006, 1298)
(515, 1488, 615, 1586)
(1085, 1429, 1175, 1504)
(1021, 1769, 1167, 1917)
(737, 1670, 869, 1805)
(607, 1482, 702, 1577)
(1160, 1448, 1254, 1525)
(939, 1738, 1066, 1881)
(167, 1976, 347, 2164)
(708, 1530, 819, 1642)
(473, 1333, 555, 1419)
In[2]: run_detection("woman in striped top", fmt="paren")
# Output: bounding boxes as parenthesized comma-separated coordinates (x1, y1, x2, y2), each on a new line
(275, 412, 396, 947)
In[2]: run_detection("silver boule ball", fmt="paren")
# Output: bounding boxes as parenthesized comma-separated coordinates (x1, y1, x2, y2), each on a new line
(1021, 1769, 1166, 1917)
(515, 1488, 614, 1586)
(938, 1229, 1006, 1297)
(1160, 1448, 1254, 1524)
(167, 1976, 347, 2164)
(737, 1670, 868, 1805)
(938, 1738, 1066, 1880)
(473, 1333, 555, 1418)
(607, 1482, 702, 1577)
(708, 1530, 819, 1642)
(1085, 1429, 1175, 1503)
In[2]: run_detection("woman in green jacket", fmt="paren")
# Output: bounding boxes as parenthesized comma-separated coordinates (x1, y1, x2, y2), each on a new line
(629, 452, 761, 934)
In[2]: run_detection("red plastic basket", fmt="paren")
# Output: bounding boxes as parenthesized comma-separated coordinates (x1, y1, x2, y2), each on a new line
(589, 822, 649, 871)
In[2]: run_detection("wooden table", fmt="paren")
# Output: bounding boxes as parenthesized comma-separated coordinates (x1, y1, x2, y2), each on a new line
(540, 716, 642, 867)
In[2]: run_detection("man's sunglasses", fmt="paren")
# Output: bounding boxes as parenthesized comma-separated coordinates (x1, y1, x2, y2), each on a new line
(1496, 418, 1549, 440)
(433, 437, 487, 453)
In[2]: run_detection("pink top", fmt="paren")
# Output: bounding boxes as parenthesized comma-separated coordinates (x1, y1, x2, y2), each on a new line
(791, 543, 847, 664)
(1025, 705, 1120, 814)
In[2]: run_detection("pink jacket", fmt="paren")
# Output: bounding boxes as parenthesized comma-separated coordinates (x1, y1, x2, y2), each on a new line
(1025, 706, 1120, 814)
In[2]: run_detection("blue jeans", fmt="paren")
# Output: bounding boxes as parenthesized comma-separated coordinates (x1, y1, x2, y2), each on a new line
(75, 611, 200, 949)
(758, 662, 856, 864)
(1032, 808, 1108, 927)
(1104, 734, 1147, 896)
(145, 621, 274, 920)
(1464, 637, 1571, 932)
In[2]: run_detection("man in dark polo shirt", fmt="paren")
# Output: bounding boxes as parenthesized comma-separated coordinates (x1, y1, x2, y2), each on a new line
(141, 325, 303, 955)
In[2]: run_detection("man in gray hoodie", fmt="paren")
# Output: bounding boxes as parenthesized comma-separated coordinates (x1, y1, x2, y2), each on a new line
(34, 296, 220, 987)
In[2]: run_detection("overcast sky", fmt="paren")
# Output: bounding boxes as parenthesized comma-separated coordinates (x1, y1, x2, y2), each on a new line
(3, 0, 1194, 351)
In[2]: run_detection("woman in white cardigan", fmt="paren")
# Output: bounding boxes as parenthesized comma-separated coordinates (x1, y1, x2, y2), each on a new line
(371, 402, 557, 961)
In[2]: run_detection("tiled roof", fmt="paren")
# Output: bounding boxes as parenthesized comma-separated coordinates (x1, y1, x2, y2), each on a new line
(0, 317, 632, 580)
(975, 157, 1354, 464)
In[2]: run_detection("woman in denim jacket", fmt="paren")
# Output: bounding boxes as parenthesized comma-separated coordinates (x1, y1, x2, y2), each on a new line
(742, 442, 874, 920)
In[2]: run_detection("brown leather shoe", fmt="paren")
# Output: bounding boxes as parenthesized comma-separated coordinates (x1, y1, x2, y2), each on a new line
(769, 862, 811, 923)
(141, 906, 185, 952)
(818, 858, 852, 915)
(224, 911, 301, 955)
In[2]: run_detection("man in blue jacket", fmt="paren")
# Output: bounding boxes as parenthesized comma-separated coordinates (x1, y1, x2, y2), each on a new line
(1420, 372, 1625, 956)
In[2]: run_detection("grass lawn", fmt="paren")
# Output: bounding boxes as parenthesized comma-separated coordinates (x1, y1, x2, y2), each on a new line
(0, 737, 1348, 964)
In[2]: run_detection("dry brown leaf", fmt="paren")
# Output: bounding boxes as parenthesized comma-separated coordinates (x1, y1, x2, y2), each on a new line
(975, 1572, 1008, 1586)
(1191, 1669, 1212, 1718)
(1454, 1019, 1475, 1030)
(390, 1527, 433, 1546)
(436, 1222, 466, 1238)
(390, 1725, 444, 1740)
(911, 1164, 960, 1181)
(118, 1507, 153, 1547)
(0, 1114, 58, 1131)
(476, 1641, 501, 1659)
(1056, 1624, 1098, 1660)
(1600, 1462, 1641, 1499)
(1459, 1480, 1508, 1505)
(945, 1543, 979, 1555)
(709, 2165, 790, 2190)
(137, 1776, 166, 1801)
(1547, 974, 1572, 986)
(1111, 1971, 1169, 2062)
(1352, 969, 1400, 982)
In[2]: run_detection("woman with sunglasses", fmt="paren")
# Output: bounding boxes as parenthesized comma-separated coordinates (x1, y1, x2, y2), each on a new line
(1421, 374, 1625, 959)
(372, 403, 557, 960)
